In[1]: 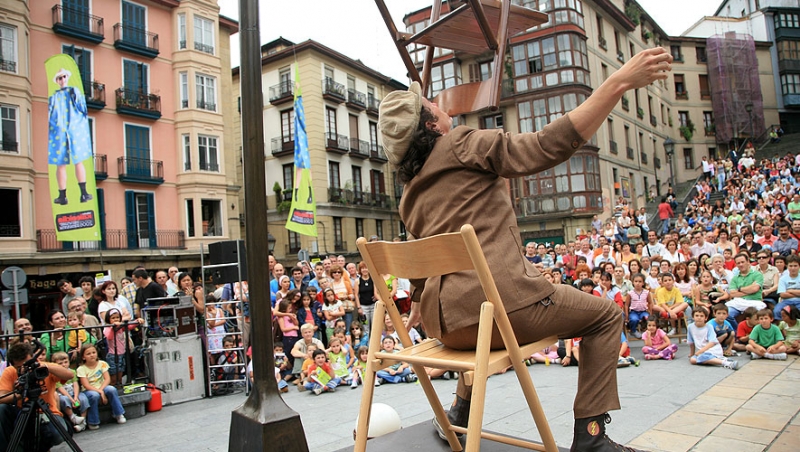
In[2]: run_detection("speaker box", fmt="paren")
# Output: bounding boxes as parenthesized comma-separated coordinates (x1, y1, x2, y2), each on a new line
(209, 240, 248, 284)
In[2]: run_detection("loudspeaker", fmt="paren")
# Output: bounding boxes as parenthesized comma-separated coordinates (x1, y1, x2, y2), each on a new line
(209, 240, 248, 284)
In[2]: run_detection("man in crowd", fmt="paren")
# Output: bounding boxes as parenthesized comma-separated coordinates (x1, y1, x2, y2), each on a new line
(773, 222, 798, 257)
(132, 268, 168, 310)
(57, 279, 80, 314)
(717, 253, 766, 328)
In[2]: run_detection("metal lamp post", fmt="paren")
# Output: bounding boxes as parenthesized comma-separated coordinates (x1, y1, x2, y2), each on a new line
(267, 233, 276, 254)
(663, 137, 675, 190)
(745, 103, 754, 138)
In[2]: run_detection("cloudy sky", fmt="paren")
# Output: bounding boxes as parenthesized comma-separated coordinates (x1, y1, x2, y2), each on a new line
(217, 0, 722, 81)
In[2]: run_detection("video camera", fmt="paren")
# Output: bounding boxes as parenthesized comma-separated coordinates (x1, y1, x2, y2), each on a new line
(15, 340, 49, 397)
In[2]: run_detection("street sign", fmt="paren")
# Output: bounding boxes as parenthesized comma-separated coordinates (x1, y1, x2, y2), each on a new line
(297, 249, 310, 263)
(2, 289, 28, 307)
(1, 266, 26, 290)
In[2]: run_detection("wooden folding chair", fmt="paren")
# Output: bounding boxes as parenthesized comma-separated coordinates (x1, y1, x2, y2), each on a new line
(374, 0, 548, 116)
(354, 224, 559, 452)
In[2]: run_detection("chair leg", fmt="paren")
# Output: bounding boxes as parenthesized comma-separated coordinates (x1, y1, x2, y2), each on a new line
(464, 303, 495, 452)
(514, 359, 558, 452)
(354, 302, 388, 452)
(412, 362, 463, 451)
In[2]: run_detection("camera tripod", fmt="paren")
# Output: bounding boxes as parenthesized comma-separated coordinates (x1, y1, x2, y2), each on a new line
(6, 387, 83, 452)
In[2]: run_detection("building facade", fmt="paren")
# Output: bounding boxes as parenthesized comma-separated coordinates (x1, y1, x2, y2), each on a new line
(231, 38, 406, 262)
(0, 0, 237, 326)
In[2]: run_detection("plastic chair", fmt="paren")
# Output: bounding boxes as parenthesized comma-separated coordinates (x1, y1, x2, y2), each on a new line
(374, 0, 548, 116)
(354, 224, 559, 451)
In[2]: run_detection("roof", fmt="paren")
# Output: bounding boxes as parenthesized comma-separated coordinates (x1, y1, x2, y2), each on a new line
(219, 15, 239, 33)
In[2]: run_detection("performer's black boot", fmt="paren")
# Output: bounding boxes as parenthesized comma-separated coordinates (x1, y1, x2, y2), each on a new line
(571, 413, 646, 452)
(54, 189, 68, 205)
(432, 394, 469, 441)
(78, 182, 92, 202)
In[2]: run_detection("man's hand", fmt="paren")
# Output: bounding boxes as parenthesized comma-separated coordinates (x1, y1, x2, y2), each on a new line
(406, 302, 423, 333)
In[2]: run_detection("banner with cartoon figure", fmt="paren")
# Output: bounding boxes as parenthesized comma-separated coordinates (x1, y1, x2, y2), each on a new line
(45, 54, 101, 242)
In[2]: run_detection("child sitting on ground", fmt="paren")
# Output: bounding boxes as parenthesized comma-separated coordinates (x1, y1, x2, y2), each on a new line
(709, 304, 736, 356)
(401, 314, 423, 344)
(747, 309, 788, 360)
(217, 336, 242, 383)
(349, 320, 369, 349)
(642, 319, 678, 360)
(304, 349, 340, 395)
(558, 338, 580, 367)
(296, 344, 318, 392)
(273, 344, 291, 384)
(733, 307, 759, 352)
(687, 307, 739, 370)
(52, 351, 88, 432)
(617, 332, 640, 367)
(779, 306, 800, 355)
(350, 346, 369, 387)
(327, 336, 350, 388)
(527, 341, 560, 365)
(375, 336, 417, 385)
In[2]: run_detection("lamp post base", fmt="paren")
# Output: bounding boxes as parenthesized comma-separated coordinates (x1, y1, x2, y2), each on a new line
(228, 389, 309, 452)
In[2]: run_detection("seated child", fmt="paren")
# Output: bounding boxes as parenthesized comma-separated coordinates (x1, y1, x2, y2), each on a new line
(747, 309, 788, 360)
(733, 307, 759, 352)
(687, 307, 739, 370)
(375, 336, 417, 385)
(779, 305, 800, 355)
(296, 344, 318, 392)
(349, 321, 369, 350)
(77, 343, 126, 429)
(290, 324, 324, 383)
(273, 344, 291, 383)
(578, 278, 595, 294)
(618, 332, 639, 367)
(557, 338, 581, 367)
(642, 319, 678, 360)
(303, 349, 340, 395)
(217, 336, 242, 383)
(52, 351, 88, 432)
(625, 273, 651, 338)
(350, 346, 369, 388)
(708, 304, 736, 356)
(654, 272, 689, 336)
(401, 314, 423, 344)
(527, 341, 560, 365)
(327, 336, 351, 388)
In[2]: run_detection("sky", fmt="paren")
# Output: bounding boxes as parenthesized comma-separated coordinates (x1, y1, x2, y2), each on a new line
(217, 0, 722, 82)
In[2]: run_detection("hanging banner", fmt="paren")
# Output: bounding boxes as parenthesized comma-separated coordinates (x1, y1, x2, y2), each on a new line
(45, 54, 101, 242)
(285, 64, 318, 237)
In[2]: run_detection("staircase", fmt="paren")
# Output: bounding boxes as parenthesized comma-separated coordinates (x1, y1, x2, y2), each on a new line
(646, 177, 701, 232)
(754, 133, 800, 162)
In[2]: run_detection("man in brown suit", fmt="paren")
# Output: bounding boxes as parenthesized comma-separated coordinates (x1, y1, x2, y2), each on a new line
(378, 47, 673, 451)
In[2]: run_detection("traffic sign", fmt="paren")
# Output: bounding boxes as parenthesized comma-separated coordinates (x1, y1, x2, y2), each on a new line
(2, 289, 28, 307)
(1, 266, 26, 290)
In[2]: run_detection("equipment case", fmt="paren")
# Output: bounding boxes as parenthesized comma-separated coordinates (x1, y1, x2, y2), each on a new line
(147, 334, 206, 405)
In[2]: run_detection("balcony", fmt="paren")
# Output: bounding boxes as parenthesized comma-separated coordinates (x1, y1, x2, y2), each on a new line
(650, 115, 658, 127)
(1, 141, 18, 153)
(609, 140, 618, 154)
(367, 96, 380, 117)
(697, 55, 707, 63)
(0, 58, 16, 73)
(94, 154, 107, 180)
(199, 161, 219, 172)
(37, 229, 185, 252)
(115, 88, 161, 120)
(705, 126, 716, 137)
(196, 99, 216, 112)
(113, 23, 159, 58)
(269, 81, 293, 105)
(117, 157, 164, 185)
(325, 132, 349, 154)
(513, 192, 603, 220)
(621, 97, 629, 111)
(654, 157, 661, 169)
(370, 144, 388, 163)
(673, 54, 684, 63)
(616, 50, 624, 63)
(784, 93, 800, 108)
(322, 78, 346, 103)
(775, 26, 800, 41)
(84, 81, 106, 110)
(778, 59, 800, 73)
(626, 147, 634, 159)
(637, 107, 644, 120)
(52, 5, 104, 44)
(676, 91, 688, 100)
(346, 89, 367, 111)
(193, 41, 214, 55)
(349, 138, 370, 159)
(598, 36, 607, 50)
(327, 188, 393, 210)
(271, 137, 294, 157)
(700, 90, 711, 100)
(640, 151, 648, 164)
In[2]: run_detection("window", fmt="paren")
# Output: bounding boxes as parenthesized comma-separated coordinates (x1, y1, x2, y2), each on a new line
(0, 24, 17, 73)
(518, 101, 533, 133)
(0, 188, 20, 237)
(376, 220, 384, 241)
(201, 200, 222, 236)
(325, 107, 337, 136)
(699, 74, 710, 99)
(182, 134, 191, 171)
(329, 161, 340, 188)
(624, 125, 632, 159)
(324, 66, 334, 81)
(123, 60, 148, 93)
(670, 45, 682, 62)
(352, 165, 362, 194)
(430, 61, 461, 97)
(368, 122, 379, 152)
(601, 63, 608, 81)
(674, 74, 686, 97)
(195, 74, 216, 111)
(288, 231, 300, 253)
(683, 148, 694, 170)
(283, 164, 293, 192)
(517, 92, 586, 133)
(778, 40, 800, 62)
(614, 31, 622, 59)
(355, 218, 364, 239)
(607, 118, 615, 152)
(371, 170, 386, 195)
(696, 46, 707, 63)
(511, 34, 587, 91)
(178, 14, 186, 50)
(193, 16, 215, 55)
(777, 13, 800, 29)
(333, 217, 343, 250)
(612, 168, 619, 195)
(629, 43, 635, 60)
(483, 114, 504, 129)
(124, 125, 151, 175)
(782, 74, 800, 94)
(198, 135, 219, 172)
(62, 45, 92, 92)
(479, 61, 493, 81)
(1, 104, 18, 153)
(125, 191, 155, 249)
(281, 109, 295, 142)
(596, 14, 605, 49)
(186, 199, 195, 237)
(703, 111, 714, 135)
(678, 111, 689, 127)
(179, 72, 188, 108)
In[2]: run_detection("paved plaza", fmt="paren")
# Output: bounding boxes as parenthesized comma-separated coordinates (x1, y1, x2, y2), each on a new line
(56, 344, 799, 452)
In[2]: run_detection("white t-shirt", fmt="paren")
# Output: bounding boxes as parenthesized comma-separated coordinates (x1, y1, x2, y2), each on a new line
(321, 301, 343, 329)
(687, 323, 723, 358)
(97, 296, 133, 323)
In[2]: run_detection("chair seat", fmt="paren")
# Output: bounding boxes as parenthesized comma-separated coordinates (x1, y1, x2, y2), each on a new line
(397, 0, 548, 54)
(375, 335, 558, 385)
(432, 80, 494, 116)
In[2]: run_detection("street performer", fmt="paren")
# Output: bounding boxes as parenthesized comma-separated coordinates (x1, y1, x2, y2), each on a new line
(378, 46, 673, 451)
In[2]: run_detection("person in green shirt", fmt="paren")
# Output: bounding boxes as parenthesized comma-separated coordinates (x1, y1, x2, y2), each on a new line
(787, 194, 800, 221)
(718, 253, 766, 328)
(747, 309, 787, 359)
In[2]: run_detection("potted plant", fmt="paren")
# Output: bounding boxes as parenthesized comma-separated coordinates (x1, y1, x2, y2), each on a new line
(272, 182, 282, 206)
(679, 119, 696, 141)
(637, 107, 644, 119)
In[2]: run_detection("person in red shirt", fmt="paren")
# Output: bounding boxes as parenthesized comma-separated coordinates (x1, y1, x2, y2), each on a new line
(733, 307, 760, 352)
(657, 197, 673, 236)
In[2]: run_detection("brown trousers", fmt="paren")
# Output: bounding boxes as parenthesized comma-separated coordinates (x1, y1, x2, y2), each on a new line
(440, 284, 622, 419)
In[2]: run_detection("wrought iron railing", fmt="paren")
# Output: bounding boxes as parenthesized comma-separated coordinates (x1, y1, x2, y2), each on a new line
(84, 81, 105, 106)
(196, 100, 216, 111)
(269, 81, 293, 101)
(113, 23, 159, 54)
(0, 141, 18, 153)
(51, 5, 104, 41)
(350, 138, 370, 158)
(194, 41, 214, 55)
(199, 161, 219, 172)
(271, 137, 294, 155)
(367, 95, 380, 112)
(325, 132, 349, 151)
(0, 225, 20, 238)
(115, 88, 161, 115)
(0, 58, 16, 73)
(322, 77, 346, 100)
(370, 144, 387, 161)
(327, 188, 393, 209)
(117, 157, 164, 182)
(347, 89, 366, 108)
(94, 154, 107, 178)
(37, 229, 185, 251)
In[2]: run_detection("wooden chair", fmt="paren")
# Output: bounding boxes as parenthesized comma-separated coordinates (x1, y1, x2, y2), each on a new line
(354, 224, 559, 452)
(374, 0, 548, 116)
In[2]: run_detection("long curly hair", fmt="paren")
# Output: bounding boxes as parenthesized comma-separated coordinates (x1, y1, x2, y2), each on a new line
(396, 107, 442, 184)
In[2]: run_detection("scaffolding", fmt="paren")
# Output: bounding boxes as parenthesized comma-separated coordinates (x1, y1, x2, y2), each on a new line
(707, 32, 765, 145)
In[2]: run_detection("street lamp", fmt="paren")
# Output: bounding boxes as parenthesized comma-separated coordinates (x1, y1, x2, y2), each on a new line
(745, 103, 754, 138)
(663, 137, 675, 190)
(267, 232, 276, 254)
